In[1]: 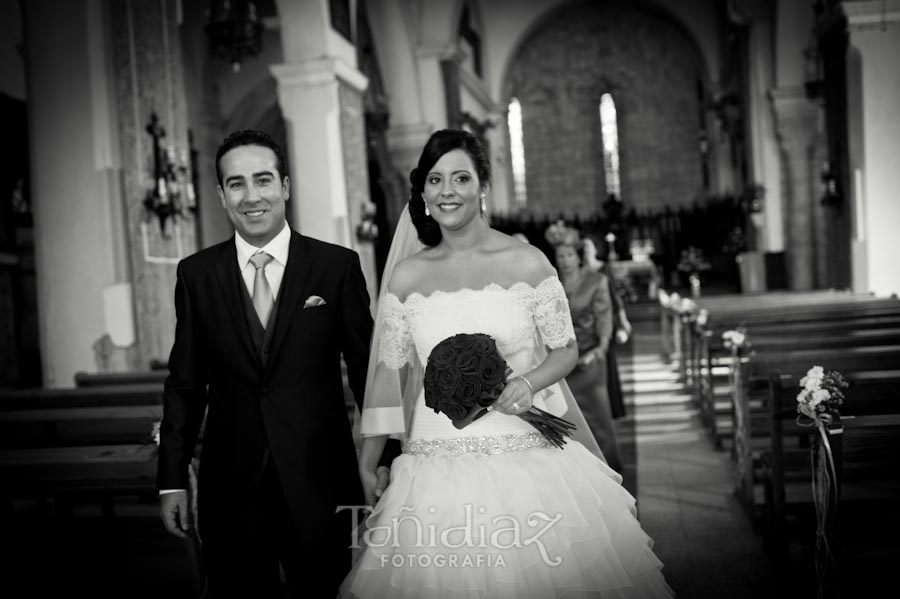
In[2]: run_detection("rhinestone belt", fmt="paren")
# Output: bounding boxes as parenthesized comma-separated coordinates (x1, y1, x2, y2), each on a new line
(403, 432, 552, 457)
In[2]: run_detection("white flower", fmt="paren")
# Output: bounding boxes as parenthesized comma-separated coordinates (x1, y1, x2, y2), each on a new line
(151, 420, 161, 446)
(722, 330, 745, 348)
(681, 299, 697, 313)
(697, 310, 709, 326)
(796, 389, 811, 404)
(811, 389, 831, 406)
(800, 366, 824, 391)
(807, 366, 825, 383)
(658, 290, 671, 308)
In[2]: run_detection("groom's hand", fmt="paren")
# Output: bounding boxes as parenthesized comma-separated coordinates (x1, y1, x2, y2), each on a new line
(374, 466, 391, 500)
(160, 491, 191, 538)
(360, 466, 378, 507)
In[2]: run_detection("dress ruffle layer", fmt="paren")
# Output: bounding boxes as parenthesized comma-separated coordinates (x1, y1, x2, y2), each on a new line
(340, 440, 673, 598)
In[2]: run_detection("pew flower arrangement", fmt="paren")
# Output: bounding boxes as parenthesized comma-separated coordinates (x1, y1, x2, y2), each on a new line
(722, 328, 750, 352)
(675, 297, 698, 316)
(657, 289, 672, 308)
(150, 420, 161, 448)
(796, 366, 848, 422)
(795, 365, 849, 595)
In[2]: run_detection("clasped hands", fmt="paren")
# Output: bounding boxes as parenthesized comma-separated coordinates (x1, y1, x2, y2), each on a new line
(360, 465, 393, 508)
(578, 346, 608, 369)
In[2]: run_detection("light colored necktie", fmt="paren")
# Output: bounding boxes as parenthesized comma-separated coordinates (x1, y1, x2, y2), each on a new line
(249, 251, 275, 327)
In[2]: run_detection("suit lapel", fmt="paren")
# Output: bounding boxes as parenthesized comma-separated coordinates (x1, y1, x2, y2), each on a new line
(266, 231, 311, 370)
(214, 239, 262, 368)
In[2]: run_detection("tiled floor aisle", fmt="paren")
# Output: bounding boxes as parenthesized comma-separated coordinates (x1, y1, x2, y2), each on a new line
(619, 321, 780, 598)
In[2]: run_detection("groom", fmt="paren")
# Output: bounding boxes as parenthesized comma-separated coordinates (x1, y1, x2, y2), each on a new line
(158, 129, 375, 598)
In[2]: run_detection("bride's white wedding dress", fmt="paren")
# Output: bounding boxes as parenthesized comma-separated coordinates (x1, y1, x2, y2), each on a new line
(340, 277, 673, 598)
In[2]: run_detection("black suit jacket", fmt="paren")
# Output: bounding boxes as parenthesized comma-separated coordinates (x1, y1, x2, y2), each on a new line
(157, 230, 373, 544)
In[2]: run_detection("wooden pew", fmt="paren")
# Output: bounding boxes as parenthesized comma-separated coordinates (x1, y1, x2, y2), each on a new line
(1, 358, 356, 515)
(703, 327, 900, 447)
(662, 290, 900, 368)
(693, 299, 900, 446)
(74, 370, 168, 387)
(0, 380, 167, 514)
(730, 346, 900, 518)
(762, 371, 900, 591)
(0, 384, 164, 449)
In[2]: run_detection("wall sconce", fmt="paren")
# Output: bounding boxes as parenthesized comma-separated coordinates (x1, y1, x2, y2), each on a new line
(746, 183, 765, 229)
(143, 112, 197, 238)
(803, 30, 824, 100)
(819, 161, 842, 208)
(356, 201, 379, 243)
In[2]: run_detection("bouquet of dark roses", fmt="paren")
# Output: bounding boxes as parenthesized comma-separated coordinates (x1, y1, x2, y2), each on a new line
(423, 333, 577, 448)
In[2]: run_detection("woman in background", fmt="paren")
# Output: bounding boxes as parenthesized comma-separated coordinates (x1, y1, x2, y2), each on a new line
(583, 235, 631, 420)
(547, 223, 623, 473)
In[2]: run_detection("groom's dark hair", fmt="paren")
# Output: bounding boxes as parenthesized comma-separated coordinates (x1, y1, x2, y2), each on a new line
(215, 129, 288, 185)
(409, 129, 492, 247)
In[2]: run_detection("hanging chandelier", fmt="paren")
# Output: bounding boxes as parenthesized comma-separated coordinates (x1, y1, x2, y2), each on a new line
(205, 0, 263, 73)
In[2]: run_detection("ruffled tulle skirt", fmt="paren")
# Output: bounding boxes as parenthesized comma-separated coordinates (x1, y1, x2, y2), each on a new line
(339, 438, 673, 598)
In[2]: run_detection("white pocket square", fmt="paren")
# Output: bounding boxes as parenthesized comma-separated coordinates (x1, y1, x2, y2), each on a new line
(303, 295, 326, 309)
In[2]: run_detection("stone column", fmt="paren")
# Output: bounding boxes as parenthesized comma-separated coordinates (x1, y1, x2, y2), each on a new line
(841, 0, 900, 296)
(23, 0, 190, 385)
(272, 0, 377, 306)
(366, 0, 434, 221)
(728, 0, 785, 255)
(109, 0, 199, 367)
(771, 87, 822, 290)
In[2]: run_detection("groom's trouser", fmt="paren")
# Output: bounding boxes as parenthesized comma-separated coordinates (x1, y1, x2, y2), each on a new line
(201, 459, 352, 598)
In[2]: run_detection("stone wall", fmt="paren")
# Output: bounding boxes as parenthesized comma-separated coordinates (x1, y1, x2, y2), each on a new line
(505, 1, 706, 216)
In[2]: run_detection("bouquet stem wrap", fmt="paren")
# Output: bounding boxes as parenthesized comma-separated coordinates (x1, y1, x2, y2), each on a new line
(797, 404, 842, 599)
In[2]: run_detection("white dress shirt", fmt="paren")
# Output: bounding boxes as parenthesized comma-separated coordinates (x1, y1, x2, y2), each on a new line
(160, 221, 291, 496)
(234, 220, 290, 300)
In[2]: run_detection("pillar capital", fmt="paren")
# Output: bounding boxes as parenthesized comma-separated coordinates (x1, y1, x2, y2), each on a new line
(770, 86, 821, 148)
(270, 57, 368, 96)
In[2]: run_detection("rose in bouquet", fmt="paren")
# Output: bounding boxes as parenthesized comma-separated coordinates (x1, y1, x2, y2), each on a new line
(423, 333, 576, 448)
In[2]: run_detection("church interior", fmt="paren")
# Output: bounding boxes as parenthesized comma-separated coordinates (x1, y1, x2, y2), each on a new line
(1, 1, 899, 597)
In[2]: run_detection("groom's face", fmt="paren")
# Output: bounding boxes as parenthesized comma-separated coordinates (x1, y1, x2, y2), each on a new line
(217, 144, 289, 247)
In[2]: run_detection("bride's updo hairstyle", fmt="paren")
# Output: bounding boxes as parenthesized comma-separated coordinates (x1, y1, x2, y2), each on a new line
(408, 129, 491, 247)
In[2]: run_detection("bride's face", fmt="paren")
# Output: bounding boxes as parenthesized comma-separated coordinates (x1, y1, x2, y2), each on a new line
(423, 149, 482, 230)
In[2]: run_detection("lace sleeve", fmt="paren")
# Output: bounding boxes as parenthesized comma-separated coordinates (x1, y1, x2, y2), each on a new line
(376, 292, 413, 369)
(533, 277, 576, 349)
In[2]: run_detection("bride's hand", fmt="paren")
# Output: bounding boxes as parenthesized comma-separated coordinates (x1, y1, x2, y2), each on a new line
(493, 377, 533, 415)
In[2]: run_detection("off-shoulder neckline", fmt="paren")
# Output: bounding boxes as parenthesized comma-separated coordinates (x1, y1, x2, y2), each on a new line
(385, 274, 560, 304)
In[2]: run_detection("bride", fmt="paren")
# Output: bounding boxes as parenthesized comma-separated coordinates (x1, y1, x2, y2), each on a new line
(340, 129, 672, 598)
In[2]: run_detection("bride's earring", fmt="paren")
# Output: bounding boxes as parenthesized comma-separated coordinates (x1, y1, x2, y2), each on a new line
(424, 203, 431, 217)
(480, 193, 487, 214)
